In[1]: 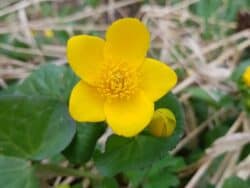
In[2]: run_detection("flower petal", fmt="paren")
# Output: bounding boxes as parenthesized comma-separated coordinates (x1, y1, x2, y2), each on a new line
(104, 91, 154, 137)
(243, 66, 250, 87)
(105, 18, 150, 67)
(69, 81, 105, 122)
(139, 58, 177, 101)
(67, 35, 104, 84)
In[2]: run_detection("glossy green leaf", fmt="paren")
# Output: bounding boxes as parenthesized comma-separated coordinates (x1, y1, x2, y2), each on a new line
(145, 172, 179, 188)
(145, 156, 184, 188)
(93, 177, 119, 188)
(0, 156, 39, 188)
(193, 0, 221, 18)
(149, 154, 185, 174)
(222, 176, 250, 188)
(190, 98, 209, 123)
(0, 64, 78, 160)
(187, 87, 217, 104)
(94, 93, 184, 176)
(126, 154, 185, 188)
(63, 122, 105, 164)
(2, 63, 78, 102)
(86, 0, 101, 7)
(0, 95, 75, 160)
(203, 125, 228, 147)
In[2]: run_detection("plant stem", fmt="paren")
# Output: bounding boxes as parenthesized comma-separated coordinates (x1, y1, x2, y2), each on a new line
(34, 163, 101, 180)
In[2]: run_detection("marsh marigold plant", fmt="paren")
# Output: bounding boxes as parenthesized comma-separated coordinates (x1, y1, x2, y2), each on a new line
(67, 18, 177, 137)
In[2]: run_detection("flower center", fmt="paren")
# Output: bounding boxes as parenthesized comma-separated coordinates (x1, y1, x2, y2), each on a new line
(96, 60, 139, 100)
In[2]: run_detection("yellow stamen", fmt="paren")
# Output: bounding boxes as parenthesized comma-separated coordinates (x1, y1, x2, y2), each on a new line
(96, 58, 139, 100)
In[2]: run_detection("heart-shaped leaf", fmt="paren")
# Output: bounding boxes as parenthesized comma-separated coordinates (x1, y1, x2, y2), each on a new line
(0, 155, 39, 188)
(1, 64, 78, 102)
(0, 95, 75, 160)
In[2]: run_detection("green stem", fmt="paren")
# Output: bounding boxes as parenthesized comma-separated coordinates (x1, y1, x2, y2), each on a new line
(34, 163, 101, 180)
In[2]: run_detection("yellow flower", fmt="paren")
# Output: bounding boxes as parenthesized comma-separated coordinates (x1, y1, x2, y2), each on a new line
(44, 29, 54, 38)
(67, 18, 177, 137)
(243, 66, 250, 87)
(148, 108, 176, 137)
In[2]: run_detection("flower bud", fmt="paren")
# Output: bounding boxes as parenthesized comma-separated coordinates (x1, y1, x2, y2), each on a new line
(148, 108, 176, 137)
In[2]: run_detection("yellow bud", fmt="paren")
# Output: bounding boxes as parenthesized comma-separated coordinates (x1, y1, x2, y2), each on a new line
(148, 108, 176, 137)
(44, 29, 54, 38)
(243, 66, 250, 87)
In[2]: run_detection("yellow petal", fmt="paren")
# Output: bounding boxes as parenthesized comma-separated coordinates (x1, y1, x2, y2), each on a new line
(243, 66, 250, 87)
(148, 108, 176, 137)
(67, 35, 104, 84)
(69, 81, 105, 122)
(104, 91, 154, 137)
(139, 58, 177, 101)
(104, 18, 150, 67)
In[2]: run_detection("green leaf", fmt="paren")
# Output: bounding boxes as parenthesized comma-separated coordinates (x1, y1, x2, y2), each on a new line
(94, 93, 184, 176)
(145, 156, 184, 188)
(71, 184, 82, 188)
(1, 63, 78, 102)
(93, 177, 119, 188)
(0, 155, 39, 188)
(222, 176, 250, 188)
(0, 38, 33, 61)
(145, 172, 179, 188)
(63, 122, 105, 164)
(190, 98, 209, 123)
(190, 0, 221, 39)
(187, 87, 217, 105)
(0, 64, 78, 160)
(86, 0, 101, 7)
(203, 125, 228, 147)
(0, 95, 75, 160)
(40, 2, 54, 17)
(125, 168, 147, 187)
(149, 155, 185, 174)
(126, 154, 185, 188)
(222, 0, 250, 21)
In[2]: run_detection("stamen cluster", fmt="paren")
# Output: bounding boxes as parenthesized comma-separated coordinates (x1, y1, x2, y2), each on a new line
(96, 60, 139, 100)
